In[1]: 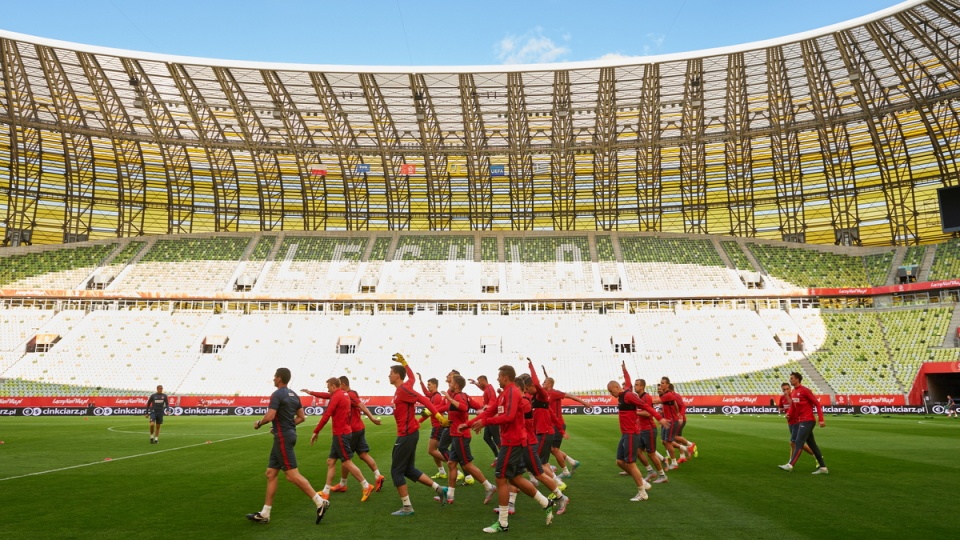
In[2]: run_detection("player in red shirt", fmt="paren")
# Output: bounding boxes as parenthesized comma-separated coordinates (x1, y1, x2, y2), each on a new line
(386, 353, 451, 516)
(418, 373, 450, 479)
(462, 364, 557, 533)
(628, 375, 668, 484)
(541, 367, 591, 478)
(307, 378, 376, 502)
(655, 378, 684, 470)
(469, 375, 501, 458)
(777, 381, 813, 464)
(525, 360, 569, 489)
(310, 377, 386, 495)
(668, 383, 697, 462)
(779, 372, 828, 474)
(433, 374, 497, 504)
(610, 361, 669, 502)
(517, 366, 569, 512)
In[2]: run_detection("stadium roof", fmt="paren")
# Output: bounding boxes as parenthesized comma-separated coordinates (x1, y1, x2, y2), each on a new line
(1, 0, 959, 245)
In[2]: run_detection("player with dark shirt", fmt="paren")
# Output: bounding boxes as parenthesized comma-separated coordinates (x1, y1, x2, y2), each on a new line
(145, 384, 168, 444)
(246, 368, 329, 525)
(387, 353, 450, 516)
(779, 372, 828, 474)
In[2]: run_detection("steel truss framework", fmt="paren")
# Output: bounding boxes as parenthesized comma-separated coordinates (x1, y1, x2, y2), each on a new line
(2, 0, 960, 246)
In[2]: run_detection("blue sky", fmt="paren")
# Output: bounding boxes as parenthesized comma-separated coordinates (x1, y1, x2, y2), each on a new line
(1, 0, 907, 66)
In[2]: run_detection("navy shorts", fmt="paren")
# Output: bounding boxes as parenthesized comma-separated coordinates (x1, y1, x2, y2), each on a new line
(448, 436, 474, 466)
(522, 443, 546, 477)
(350, 429, 370, 455)
(493, 445, 527, 479)
(328, 433, 354, 461)
(617, 433, 640, 463)
(660, 422, 677, 443)
(552, 424, 565, 448)
(149, 410, 164, 425)
(536, 433, 554, 464)
(638, 427, 657, 453)
(438, 427, 452, 454)
(269, 429, 298, 471)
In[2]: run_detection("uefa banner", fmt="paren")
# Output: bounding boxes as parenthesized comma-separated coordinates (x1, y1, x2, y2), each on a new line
(0, 394, 927, 417)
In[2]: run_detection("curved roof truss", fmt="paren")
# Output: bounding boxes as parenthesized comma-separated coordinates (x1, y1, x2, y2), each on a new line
(2, 0, 960, 246)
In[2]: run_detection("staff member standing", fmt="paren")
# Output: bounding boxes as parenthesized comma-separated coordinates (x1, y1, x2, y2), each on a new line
(145, 385, 168, 444)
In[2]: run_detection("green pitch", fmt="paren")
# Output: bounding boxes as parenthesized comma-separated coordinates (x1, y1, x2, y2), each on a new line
(1, 414, 957, 539)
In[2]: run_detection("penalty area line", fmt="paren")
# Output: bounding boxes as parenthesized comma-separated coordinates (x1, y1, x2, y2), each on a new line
(0, 431, 266, 483)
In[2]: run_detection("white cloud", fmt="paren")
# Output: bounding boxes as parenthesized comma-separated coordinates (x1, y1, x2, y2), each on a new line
(495, 27, 570, 64)
(642, 33, 666, 56)
(594, 33, 667, 61)
(595, 52, 645, 62)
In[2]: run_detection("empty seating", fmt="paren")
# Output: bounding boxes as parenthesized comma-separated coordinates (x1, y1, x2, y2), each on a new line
(929, 238, 960, 281)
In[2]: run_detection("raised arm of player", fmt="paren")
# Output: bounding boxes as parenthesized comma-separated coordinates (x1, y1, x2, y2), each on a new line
(558, 391, 590, 408)
(301, 389, 331, 400)
(417, 372, 430, 396)
(529, 358, 541, 387)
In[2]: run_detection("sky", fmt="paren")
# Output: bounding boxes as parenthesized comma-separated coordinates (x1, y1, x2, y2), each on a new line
(0, 0, 909, 67)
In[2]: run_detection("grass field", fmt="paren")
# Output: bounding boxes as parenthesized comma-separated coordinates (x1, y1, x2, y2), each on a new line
(1, 414, 957, 539)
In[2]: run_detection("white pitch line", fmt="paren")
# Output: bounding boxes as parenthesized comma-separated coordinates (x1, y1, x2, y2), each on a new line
(0, 431, 265, 482)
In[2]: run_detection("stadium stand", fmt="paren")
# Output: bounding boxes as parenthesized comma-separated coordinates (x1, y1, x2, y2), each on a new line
(0, 233, 958, 400)
(620, 236, 742, 293)
(256, 235, 368, 295)
(503, 236, 594, 294)
(720, 240, 754, 271)
(928, 239, 960, 281)
(112, 237, 251, 294)
(747, 243, 892, 288)
(0, 243, 116, 289)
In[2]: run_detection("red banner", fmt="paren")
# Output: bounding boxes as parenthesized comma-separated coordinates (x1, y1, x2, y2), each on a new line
(0, 393, 860, 409)
(810, 278, 960, 297)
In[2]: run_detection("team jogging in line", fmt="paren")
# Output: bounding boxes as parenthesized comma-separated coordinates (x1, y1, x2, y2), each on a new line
(244, 353, 826, 533)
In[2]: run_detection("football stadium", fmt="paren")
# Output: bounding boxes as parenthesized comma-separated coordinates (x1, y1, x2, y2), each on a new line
(1, 1, 959, 538)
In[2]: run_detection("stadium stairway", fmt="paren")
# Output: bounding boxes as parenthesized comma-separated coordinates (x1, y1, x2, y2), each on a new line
(797, 353, 835, 401)
(739, 240, 765, 277)
(711, 237, 735, 269)
(917, 244, 938, 282)
(943, 304, 960, 348)
(884, 247, 908, 286)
